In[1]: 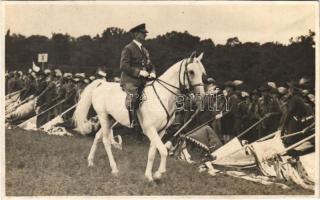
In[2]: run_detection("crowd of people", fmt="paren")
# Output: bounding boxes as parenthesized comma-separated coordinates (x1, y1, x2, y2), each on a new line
(5, 66, 315, 154)
(167, 76, 315, 155)
(5, 66, 116, 128)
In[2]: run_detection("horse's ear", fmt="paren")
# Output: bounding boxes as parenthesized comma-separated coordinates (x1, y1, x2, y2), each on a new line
(197, 52, 204, 61)
(190, 51, 197, 58)
(189, 51, 197, 62)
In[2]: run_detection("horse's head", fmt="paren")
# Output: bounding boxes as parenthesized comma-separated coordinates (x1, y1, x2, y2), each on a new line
(179, 51, 207, 98)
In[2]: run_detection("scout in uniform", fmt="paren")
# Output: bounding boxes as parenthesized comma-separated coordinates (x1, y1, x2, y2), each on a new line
(219, 81, 241, 143)
(256, 83, 282, 138)
(280, 80, 314, 150)
(36, 69, 58, 127)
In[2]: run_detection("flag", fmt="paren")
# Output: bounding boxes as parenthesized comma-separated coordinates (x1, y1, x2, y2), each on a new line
(32, 62, 40, 72)
(40, 115, 64, 132)
(211, 137, 243, 160)
(18, 115, 38, 131)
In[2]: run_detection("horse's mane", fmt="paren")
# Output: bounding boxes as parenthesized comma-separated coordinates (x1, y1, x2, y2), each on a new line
(158, 57, 206, 82)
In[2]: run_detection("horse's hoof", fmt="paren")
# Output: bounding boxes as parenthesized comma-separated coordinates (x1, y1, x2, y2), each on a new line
(112, 143, 122, 150)
(111, 170, 119, 176)
(153, 171, 163, 180)
(144, 175, 154, 182)
(88, 159, 94, 167)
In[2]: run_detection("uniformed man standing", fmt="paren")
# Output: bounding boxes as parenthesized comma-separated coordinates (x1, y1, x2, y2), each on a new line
(19, 72, 37, 101)
(280, 81, 314, 147)
(120, 23, 156, 127)
(52, 73, 68, 116)
(36, 69, 57, 127)
(246, 89, 261, 142)
(256, 84, 282, 138)
(63, 73, 77, 120)
(220, 81, 241, 143)
(7, 71, 23, 94)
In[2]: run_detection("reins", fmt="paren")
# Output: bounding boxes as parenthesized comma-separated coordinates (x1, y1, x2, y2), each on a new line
(144, 58, 204, 133)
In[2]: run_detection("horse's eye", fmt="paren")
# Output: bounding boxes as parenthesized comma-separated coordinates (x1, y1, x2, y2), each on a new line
(188, 70, 195, 76)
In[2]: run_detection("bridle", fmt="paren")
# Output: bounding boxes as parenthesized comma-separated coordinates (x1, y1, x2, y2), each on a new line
(179, 58, 205, 94)
(148, 58, 205, 96)
(145, 57, 205, 132)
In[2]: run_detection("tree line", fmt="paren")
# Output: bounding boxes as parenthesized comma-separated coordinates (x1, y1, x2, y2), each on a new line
(5, 27, 315, 89)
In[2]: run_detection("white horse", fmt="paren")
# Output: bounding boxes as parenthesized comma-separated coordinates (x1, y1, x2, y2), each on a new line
(73, 52, 206, 181)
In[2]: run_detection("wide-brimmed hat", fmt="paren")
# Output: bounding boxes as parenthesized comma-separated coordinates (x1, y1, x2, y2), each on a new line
(113, 77, 120, 83)
(73, 77, 81, 83)
(258, 83, 274, 92)
(54, 69, 62, 77)
(63, 73, 73, 80)
(44, 69, 51, 76)
(277, 87, 288, 95)
(75, 73, 86, 79)
(267, 82, 277, 89)
(129, 23, 148, 34)
(204, 77, 215, 84)
(83, 78, 90, 84)
(89, 76, 96, 81)
(224, 81, 236, 89)
(307, 94, 315, 103)
(96, 69, 107, 78)
(301, 89, 309, 96)
(30, 71, 37, 79)
(241, 91, 249, 98)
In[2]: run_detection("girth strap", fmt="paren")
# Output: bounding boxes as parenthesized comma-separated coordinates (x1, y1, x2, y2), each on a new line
(151, 82, 176, 133)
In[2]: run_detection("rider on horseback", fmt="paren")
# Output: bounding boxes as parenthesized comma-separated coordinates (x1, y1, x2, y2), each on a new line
(120, 23, 156, 127)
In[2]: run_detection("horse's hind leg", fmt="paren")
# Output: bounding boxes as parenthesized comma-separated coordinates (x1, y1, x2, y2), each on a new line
(98, 114, 119, 175)
(88, 128, 102, 167)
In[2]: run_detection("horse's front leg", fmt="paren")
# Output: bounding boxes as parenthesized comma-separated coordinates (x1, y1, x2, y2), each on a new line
(99, 114, 119, 175)
(145, 143, 156, 181)
(88, 129, 102, 167)
(144, 127, 168, 180)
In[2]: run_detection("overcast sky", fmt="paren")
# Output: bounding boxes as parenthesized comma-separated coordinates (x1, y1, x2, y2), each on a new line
(4, 2, 317, 45)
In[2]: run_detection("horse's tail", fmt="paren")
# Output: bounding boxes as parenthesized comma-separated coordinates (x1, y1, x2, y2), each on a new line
(73, 79, 103, 135)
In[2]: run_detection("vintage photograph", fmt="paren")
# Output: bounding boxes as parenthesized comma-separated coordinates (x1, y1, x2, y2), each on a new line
(2, 1, 318, 197)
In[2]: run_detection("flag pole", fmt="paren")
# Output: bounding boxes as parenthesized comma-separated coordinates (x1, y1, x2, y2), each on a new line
(18, 100, 65, 128)
(39, 103, 78, 129)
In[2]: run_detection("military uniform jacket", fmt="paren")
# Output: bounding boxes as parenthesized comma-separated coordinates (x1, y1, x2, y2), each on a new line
(7, 77, 23, 94)
(282, 94, 311, 129)
(37, 81, 57, 107)
(120, 41, 155, 86)
(20, 79, 37, 100)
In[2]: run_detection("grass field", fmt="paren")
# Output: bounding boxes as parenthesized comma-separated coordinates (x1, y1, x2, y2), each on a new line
(5, 128, 313, 196)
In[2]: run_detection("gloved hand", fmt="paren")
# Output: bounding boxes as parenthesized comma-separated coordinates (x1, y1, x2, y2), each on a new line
(149, 72, 156, 79)
(139, 70, 149, 77)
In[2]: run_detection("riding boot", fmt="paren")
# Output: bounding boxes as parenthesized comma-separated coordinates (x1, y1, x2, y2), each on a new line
(129, 109, 136, 128)
(133, 110, 144, 141)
